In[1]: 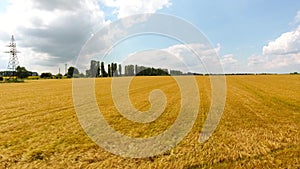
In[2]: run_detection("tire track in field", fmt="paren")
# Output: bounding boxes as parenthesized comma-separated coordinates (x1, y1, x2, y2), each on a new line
(240, 82, 299, 111)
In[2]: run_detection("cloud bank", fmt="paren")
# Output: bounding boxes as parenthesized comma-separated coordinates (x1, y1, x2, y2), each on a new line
(100, 0, 172, 18)
(247, 24, 300, 73)
(0, 0, 172, 73)
(0, 1, 299, 74)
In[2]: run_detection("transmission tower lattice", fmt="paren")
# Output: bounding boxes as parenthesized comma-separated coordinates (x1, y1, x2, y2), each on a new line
(5, 35, 20, 71)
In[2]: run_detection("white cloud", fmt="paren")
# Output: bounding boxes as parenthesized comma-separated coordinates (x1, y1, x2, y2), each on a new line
(266, 54, 300, 68)
(247, 53, 300, 73)
(123, 49, 185, 71)
(164, 43, 220, 59)
(221, 54, 238, 65)
(247, 55, 267, 67)
(122, 43, 222, 74)
(248, 25, 300, 72)
(0, 0, 108, 73)
(247, 55, 268, 73)
(245, 11, 300, 73)
(100, 0, 172, 18)
(294, 11, 300, 24)
(290, 10, 300, 26)
(220, 54, 240, 73)
(263, 26, 300, 55)
(0, 0, 173, 73)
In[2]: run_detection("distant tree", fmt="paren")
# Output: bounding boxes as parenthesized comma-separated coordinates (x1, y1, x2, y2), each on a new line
(110, 62, 113, 76)
(110, 62, 118, 76)
(16, 66, 30, 79)
(118, 64, 122, 76)
(114, 63, 118, 76)
(97, 66, 100, 77)
(55, 73, 63, 79)
(0, 77, 3, 81)
(135, 65, 147, 74)
(162, 68, 169, 74)
(101, 62, 108, 77)
(125, 65, 134, 76)
(170, 70, 183, 76)
(79, 73, 85, 78)
(136, 67, 169, 76)
(110, 63, 112, 76)
(124, 65, 127, 76)
(135, 65, 138, 75)
(108, 64, 111, 77)
(86, 70, 91, 77)
(67, 66, 79, 78)
(112, 63, 115, 76)
(40, 72, 52, 78)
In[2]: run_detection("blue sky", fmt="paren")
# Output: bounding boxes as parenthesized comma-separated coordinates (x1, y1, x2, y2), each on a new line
(0, 0, 8, 12)
(0, 0, 299, 73)
(160, 0, 299, 61)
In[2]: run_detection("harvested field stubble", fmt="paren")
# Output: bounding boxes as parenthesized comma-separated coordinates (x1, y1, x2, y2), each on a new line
(0, 75, 299, 168)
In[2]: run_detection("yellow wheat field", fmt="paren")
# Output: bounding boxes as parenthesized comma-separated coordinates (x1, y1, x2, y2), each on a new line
(0, 75, 299, 168)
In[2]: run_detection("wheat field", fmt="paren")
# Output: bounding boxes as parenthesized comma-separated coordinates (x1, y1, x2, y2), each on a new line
(0, 75, 299, 168)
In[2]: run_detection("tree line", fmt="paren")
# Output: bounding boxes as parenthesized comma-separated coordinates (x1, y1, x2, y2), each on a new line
(2, 63, 297, 80)
(85, 61, 121, 77)
(0, 60, 199, 80)
(84, 60, 174, 77)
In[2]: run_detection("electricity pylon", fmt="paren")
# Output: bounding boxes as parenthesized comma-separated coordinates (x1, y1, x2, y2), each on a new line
(5, 35, 20, 72)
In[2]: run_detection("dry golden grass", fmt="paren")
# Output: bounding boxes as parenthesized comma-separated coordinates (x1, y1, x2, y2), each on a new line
(0, 75, 299, 168)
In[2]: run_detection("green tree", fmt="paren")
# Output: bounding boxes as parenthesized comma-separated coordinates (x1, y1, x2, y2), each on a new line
(101, 62, 108, 77)
(110, 62, 118, 76)
(111, 63, 114, 76)
(16, 66, 30, 79)
(40, 72, 52, 78)
(135, 66, 169, 76)
(97, 66, 100, 77)
(114, 63, 118, 76)
(135, 65, 138, 75)
(85, 70, 91, 77)
(118, 64, 122, 76)
(67, 66, 79, 78)
(55, 73, 63, 79)
(79, 73, 85, 78)
(108, 64, 111, 77)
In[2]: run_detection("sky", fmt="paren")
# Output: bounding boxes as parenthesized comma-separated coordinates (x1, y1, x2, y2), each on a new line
(0, 0, 299, 74)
